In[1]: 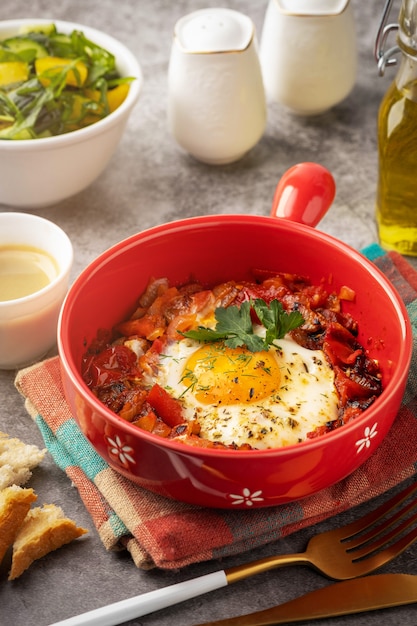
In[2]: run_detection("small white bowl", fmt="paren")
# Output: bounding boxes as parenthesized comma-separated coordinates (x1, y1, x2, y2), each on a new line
(0, 19, 143, 209)
(0, 212, 73, 369)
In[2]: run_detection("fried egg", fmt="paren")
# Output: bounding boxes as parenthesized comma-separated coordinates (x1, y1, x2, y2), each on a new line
(149, 328, 339, 449)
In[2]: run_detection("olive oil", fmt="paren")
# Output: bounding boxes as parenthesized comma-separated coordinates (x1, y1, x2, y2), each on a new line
(0, 244, 58, 302)
(376, 72, 417, 255)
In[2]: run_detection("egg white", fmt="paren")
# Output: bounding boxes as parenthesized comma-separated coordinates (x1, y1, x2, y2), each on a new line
(146, 329, 339, 450)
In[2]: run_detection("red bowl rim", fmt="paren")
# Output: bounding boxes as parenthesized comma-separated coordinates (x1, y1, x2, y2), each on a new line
(58, 214, 413, 459)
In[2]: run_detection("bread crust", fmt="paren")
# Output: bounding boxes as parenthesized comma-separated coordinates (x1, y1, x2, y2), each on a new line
(8, 503, 88, 580)
(0, 432, 88, 581)
(0, 486, 37, 565)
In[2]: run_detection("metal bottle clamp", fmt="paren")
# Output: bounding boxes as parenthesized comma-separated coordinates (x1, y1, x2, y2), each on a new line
(375, 0, 400, 75)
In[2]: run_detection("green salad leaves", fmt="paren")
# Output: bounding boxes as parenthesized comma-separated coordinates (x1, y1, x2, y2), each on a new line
(182, 298, 304, 353)
(0, 23, 134, 139)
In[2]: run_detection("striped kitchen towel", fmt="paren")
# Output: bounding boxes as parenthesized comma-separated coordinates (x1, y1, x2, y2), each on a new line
(14, 244, 417, 570)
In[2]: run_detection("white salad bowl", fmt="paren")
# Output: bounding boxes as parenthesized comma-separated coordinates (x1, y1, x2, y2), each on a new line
(0, 19, 143, 209)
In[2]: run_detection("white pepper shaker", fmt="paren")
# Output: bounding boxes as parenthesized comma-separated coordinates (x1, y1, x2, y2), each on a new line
(168, 8, 266, 164)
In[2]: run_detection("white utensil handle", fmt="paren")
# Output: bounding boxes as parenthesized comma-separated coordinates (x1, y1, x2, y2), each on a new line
(50, 570, 228, 626)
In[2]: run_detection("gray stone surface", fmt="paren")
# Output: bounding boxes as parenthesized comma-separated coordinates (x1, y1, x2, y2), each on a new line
(1, 1, 417, 625)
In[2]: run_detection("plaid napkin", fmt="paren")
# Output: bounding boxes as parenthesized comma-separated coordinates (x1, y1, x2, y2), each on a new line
(14, 243, 417, 571)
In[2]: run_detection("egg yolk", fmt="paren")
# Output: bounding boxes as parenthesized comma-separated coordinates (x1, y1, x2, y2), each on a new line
(182, 343, 282, 405)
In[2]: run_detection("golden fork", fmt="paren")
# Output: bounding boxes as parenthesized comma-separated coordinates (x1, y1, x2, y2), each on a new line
(226, 479, 417, 584)
(51, 480, 417, 626)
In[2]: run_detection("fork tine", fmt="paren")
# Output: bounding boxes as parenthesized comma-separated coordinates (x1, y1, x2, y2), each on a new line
(338, 480, 417, 541)
(344, 494, 417, 551)
(348, 519, 417, 575)
(349, 508, 417, 560)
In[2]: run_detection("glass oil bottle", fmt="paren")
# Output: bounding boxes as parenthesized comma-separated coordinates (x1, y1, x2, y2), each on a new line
(375, 0, 417, 255)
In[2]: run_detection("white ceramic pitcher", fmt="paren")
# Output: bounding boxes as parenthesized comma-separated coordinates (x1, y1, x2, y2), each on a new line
(259, 0, 357, 115)
(168, 8, 266, 164)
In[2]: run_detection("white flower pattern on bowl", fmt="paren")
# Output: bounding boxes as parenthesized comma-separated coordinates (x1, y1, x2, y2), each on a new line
(229, 488, 264, 506)
(106, 435, 136, 469)
(355, 423, 378, 454)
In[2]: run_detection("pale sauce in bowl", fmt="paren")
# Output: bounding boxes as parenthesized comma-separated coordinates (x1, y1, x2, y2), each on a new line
(0, 244, 58, 302)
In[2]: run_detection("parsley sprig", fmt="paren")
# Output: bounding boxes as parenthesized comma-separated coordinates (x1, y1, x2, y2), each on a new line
(182, 298, 304, 353)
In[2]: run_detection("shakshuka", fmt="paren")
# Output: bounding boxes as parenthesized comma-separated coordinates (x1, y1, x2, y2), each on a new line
(82, 271, 383, 450)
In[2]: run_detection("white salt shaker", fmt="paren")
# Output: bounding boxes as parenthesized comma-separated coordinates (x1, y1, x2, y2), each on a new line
(168, 8, 266, 164)
(259, 0, 357, 115)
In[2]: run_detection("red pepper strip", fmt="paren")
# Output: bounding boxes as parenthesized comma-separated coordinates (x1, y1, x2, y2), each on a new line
(82, 345, 137, 388)
(325, 338, 363, 367)
(323, 322, 363, 367)
(147, 383, 185, 427)
(333, 367, 378, 405)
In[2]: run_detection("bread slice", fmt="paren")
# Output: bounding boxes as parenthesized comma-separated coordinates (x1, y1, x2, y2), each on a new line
(8, 503, 88, 580)
(0, 485, 37, 565)
(0, 431, 46, 490)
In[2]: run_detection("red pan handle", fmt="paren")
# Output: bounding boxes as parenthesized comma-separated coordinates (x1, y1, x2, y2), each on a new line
(271, 162, 336, 227)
